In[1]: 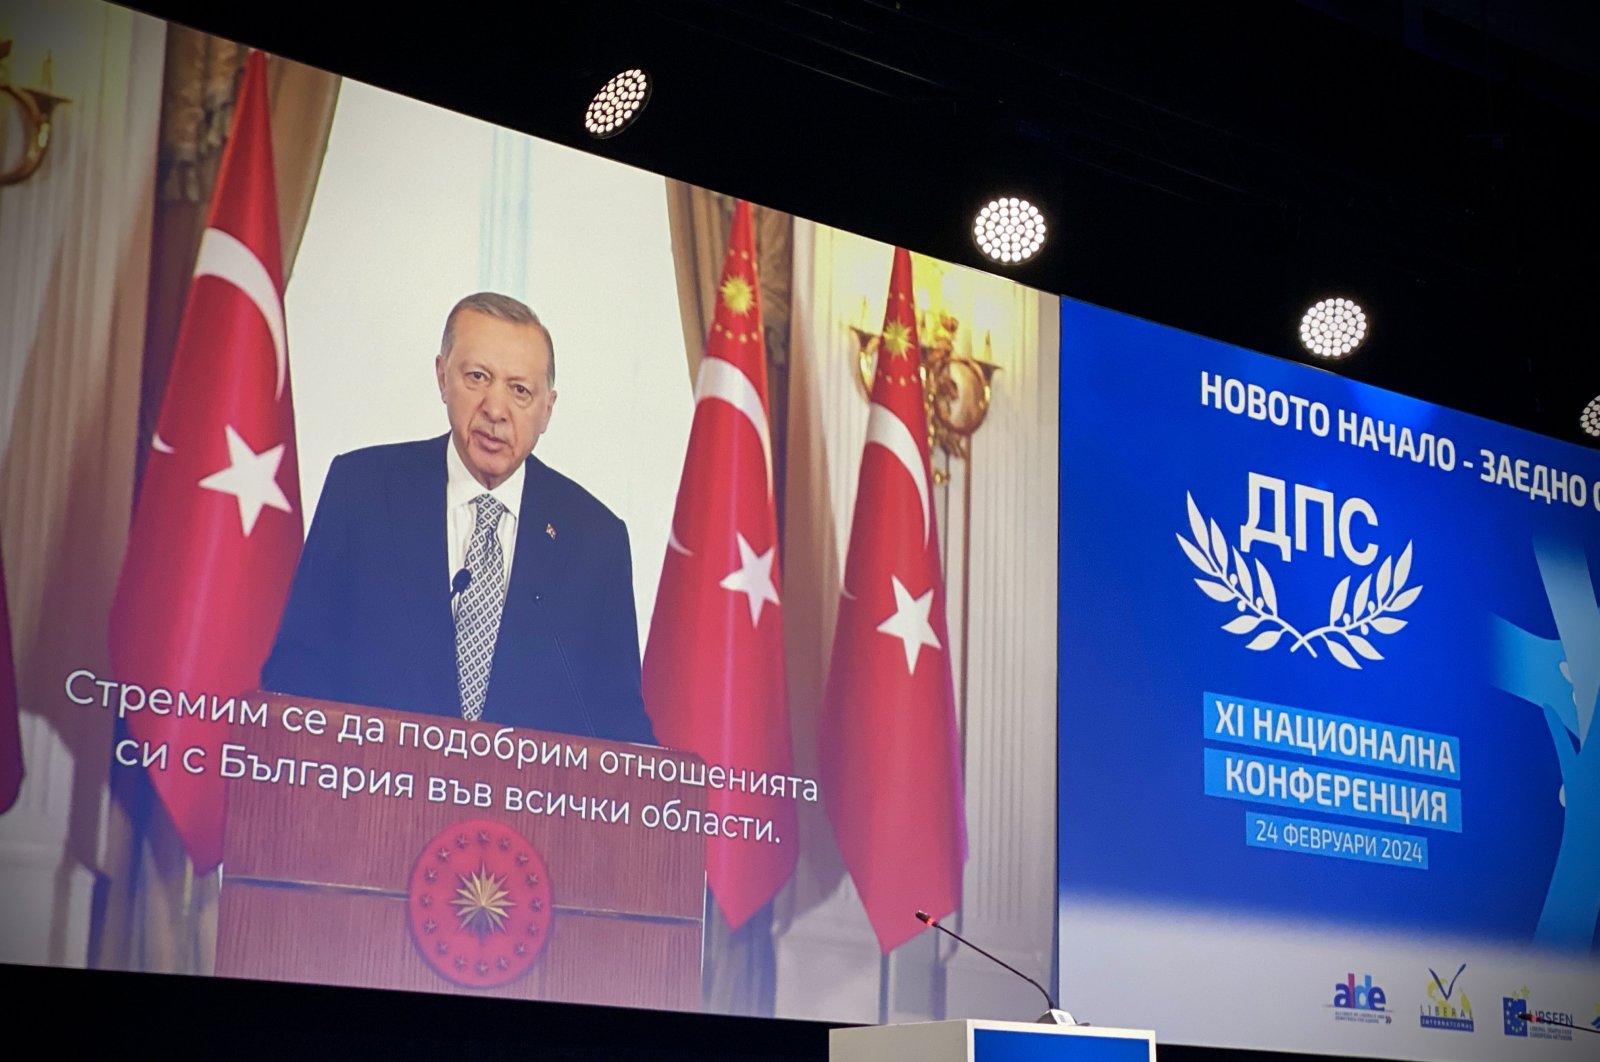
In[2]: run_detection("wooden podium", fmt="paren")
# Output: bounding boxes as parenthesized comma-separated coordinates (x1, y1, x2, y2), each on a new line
(214, 696, 705, 1009)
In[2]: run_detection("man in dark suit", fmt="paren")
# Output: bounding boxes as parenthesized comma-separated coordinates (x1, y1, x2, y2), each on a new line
(262, 293, 654, 744)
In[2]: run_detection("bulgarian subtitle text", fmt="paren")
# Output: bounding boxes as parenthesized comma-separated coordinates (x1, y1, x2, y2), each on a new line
(72, 668, 815, 845)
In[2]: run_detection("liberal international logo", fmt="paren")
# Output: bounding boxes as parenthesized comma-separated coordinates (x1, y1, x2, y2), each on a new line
(1419, 963, 1473, 1032)
(1330, 972, 1392, 1024)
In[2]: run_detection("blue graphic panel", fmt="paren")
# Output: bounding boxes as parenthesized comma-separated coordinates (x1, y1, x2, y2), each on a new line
(973, 1029, 1149, 1062)
(1057, 297, 1600, 951)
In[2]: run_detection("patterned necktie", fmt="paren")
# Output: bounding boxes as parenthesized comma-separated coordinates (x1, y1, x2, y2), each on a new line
(456, 494, 508, 721)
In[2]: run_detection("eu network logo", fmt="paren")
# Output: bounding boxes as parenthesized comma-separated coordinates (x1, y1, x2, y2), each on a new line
(1504, 993, 1528, 1037)
(1331, 973, 1391, 1024)
(1503, 987, 1574, 1042)
(1419, 963, 1473, 1033)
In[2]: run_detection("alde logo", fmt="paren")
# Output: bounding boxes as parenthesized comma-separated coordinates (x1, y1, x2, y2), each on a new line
(1335, 973, 1387, 1010)
(1419, 963, 1474, 1033)
(1331, 973, 1391, 1024)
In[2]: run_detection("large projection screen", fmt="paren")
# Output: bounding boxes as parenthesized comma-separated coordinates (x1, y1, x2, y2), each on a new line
(0, 0, 1060, 1026)
(1058, 297, 1600, 1059)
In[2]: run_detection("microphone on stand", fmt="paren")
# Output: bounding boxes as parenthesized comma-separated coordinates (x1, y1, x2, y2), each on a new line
(915, 910, 1078, 1026)
(450, 568, 472, 621)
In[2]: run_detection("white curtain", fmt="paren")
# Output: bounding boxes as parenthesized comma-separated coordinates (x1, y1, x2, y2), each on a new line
(0, 0, 167, 967)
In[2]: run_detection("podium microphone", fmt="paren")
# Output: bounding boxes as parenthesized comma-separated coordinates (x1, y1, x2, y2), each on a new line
(450, 568, 472, 621)
(915, 910, 1078, 1025)
(1517, 1013, 1600, 1036)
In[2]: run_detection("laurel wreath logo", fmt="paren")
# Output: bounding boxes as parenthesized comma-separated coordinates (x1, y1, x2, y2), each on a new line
(1177, 492, 1422, 669)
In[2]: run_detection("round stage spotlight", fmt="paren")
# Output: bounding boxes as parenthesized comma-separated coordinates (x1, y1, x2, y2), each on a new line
(1581, 395, 1600, 438)
(585, 68, 651, 139)
(973, 197, 1046, 264)
(1299, 297, 1368, 359)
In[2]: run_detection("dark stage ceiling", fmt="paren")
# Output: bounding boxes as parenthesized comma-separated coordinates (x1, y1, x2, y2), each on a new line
(129, 0, 1599, 444)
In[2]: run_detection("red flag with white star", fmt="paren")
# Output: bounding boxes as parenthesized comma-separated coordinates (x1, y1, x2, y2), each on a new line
(643, 200, 796, 928)
(109, 51, 302, 871)
(820, 248, 966, 953)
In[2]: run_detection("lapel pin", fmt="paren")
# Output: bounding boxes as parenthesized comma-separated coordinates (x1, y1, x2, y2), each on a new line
(546, 523, 556, 539)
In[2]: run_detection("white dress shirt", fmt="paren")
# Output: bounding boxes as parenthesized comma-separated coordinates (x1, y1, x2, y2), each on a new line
(445, 439, 523, 593)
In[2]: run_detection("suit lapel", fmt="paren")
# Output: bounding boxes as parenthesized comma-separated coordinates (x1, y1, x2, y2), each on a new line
(485, 456, 567, 718)
(382, 434, 457, 712)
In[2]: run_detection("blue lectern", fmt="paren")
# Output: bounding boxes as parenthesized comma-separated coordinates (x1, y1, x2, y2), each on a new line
(830, 1019, 1155, 1062)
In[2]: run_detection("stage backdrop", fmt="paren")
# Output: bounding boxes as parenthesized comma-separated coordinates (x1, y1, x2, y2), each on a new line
(1057, 297, 1600, 1059)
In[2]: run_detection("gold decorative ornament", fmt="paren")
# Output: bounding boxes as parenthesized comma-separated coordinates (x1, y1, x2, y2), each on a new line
(0, 41, 69, 187)
(849, 307, 1000, 464)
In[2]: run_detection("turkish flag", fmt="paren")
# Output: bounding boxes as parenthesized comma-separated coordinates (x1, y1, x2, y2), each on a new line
(820, 248, 966, 953)
(109, 51, 302, 871)
(0, 538, 22, 815)
(643, 200, 796, 929)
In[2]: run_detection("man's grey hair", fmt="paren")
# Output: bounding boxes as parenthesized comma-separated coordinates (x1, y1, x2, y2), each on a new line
(439, 292, 555, 386)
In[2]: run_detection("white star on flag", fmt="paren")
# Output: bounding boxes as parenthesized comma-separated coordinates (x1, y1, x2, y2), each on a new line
(198, 424, 292, 536)
(718, 532, 780, 627)
(876, 575, 942, 675)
